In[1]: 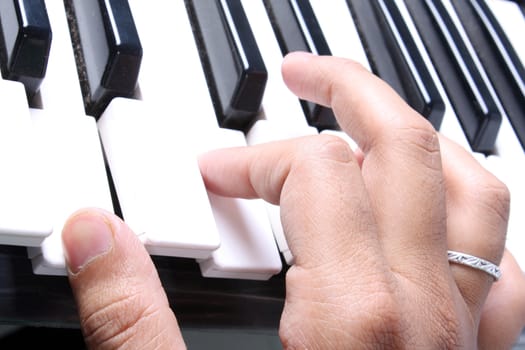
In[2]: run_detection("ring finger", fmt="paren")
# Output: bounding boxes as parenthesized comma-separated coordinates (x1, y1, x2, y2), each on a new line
(439, 134, 510, 320)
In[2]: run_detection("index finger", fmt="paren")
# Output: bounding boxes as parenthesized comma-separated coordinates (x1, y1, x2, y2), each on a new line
(199, 135, 382, 270)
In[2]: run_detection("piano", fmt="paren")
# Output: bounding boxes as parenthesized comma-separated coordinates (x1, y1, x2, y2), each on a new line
(0, 0, 523, 344)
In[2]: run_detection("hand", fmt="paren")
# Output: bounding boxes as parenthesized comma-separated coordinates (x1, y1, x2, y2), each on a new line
(61, 52, 525, 349)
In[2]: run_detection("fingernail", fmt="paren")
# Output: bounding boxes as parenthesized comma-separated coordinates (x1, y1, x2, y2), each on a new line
(62, 211, 113, 274)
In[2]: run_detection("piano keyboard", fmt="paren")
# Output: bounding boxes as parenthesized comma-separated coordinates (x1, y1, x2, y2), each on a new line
(0, 0, 524, 332)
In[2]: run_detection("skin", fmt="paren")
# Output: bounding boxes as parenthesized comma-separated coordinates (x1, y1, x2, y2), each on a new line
(61, 53, 525, 349)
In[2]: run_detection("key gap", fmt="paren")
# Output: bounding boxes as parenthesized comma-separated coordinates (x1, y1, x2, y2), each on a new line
(63, 0, 92, 115)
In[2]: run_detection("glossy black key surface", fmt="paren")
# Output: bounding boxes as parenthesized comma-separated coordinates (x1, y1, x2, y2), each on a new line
(66, 0, 142, 118)
(263, 0, 338, 130)
(452, 0, 525, 151)
(347, 0, 445, 129)
(0, 0, 52, 97)
(346, 0, 407, 99)
(372, 0, 445, 130)
(404, 0, 502, 153)
(187, 0, 267, 131)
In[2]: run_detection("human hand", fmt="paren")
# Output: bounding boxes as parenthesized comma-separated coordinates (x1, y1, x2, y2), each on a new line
(199, 52, 525, 348)
(60, 52, 525, 349)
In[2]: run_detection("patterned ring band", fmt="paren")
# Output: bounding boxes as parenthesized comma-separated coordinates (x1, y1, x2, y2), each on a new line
(447, 250, 502, 281)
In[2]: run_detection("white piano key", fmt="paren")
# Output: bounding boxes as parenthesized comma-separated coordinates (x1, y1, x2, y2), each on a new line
(196, 127, 282, 280)
(241, 0, 313, 136)
(199, 192, 282, 280)
(486, 0, 525, 64)
(28, 111, 114, 275)
(37, 0, 85, 116)
(128, 0, 219, 131)
(309, 0, 371, 70)
(129, 0, 282, 276)
(98, 97, 220, 259)
(0, 80, 51, 246)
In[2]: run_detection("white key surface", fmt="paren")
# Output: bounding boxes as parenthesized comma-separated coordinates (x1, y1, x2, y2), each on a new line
(28, 111, 113, 275)
(0, 80, 51, 246)
(241, 0, 313, 136)
(486, 0, 525, 64)
(196, 128, 282, 280)
(98, 98, 220, 259)
(37, 0, 85, 116)
(310, 0, 371, 69)
(128, 0, 219, 131)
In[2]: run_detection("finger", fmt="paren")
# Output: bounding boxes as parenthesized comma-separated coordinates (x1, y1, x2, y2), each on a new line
(62, 208, 186, 349)
(281, 52, 448, 279)
(440, 135, 509, 320)
(199, 135, 384, 271)
(281, 52, 434, 154)
(478, 250, 525, 350)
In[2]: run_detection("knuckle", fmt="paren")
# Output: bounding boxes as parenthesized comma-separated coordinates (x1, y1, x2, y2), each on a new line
(396, 119, 440, 158)
(301, 134, 355, 165)
(464, 169, 511, 234)
(376, 117, 442, 172)
(477, 173, 510, 223)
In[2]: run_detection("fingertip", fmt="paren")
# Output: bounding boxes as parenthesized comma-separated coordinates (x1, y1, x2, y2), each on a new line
(281, 51, 317, 92)
(281, 51, 316, 70)
(62, 208, 116, 275)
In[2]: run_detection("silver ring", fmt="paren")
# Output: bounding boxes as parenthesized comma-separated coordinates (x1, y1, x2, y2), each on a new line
(447, 250, 501, 281)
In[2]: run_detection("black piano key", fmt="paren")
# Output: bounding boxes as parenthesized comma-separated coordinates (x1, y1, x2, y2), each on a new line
(66, 0, 142, 118)
(0, 0, 52, 97)
(404, 0, 502, 153)
(263, 0, 338, 130)
(186, 0, 267, 131)
(451, 0, 525, 151)
(346, 0, 446, 129)
(372, 0, 445, 130)
(346, 0, 407, 99)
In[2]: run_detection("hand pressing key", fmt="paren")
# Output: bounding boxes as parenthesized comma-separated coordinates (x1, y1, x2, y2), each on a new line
(61, 52, 525, 349)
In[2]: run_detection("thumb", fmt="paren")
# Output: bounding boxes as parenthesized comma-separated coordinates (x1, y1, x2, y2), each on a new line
(62, 208, 186, 349)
